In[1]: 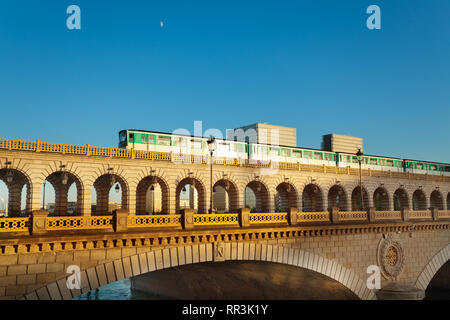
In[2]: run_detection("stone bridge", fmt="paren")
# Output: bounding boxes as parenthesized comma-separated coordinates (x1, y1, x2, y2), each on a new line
(0, 138, 448, 299)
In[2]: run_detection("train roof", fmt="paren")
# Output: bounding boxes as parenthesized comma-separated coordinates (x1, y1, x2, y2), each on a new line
(120, 129, 449, 166)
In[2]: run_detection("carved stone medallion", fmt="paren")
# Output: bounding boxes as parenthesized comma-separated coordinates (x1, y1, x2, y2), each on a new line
(377, 233, 405, 280)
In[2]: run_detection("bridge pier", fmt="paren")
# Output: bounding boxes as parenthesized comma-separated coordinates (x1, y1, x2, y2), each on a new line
(376, 282, 425, 300)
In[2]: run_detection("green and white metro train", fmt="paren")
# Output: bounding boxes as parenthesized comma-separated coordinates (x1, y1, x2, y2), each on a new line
(118, 129, 450, 176)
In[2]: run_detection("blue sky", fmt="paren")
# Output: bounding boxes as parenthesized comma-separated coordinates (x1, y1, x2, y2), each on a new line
(0, 1, 449, 208)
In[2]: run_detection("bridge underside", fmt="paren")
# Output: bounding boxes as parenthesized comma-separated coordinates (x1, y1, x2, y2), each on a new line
(129, 260, 359, 300)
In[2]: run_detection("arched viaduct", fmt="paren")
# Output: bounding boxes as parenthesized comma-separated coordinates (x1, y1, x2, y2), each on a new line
(0, 138, 448, 300)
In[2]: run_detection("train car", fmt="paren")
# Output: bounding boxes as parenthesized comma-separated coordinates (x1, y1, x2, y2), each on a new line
(337, 153, 404, 173)
(118, 129, 248, 160)
(119, 129, 450, 176)
(403, 159, 450, 176)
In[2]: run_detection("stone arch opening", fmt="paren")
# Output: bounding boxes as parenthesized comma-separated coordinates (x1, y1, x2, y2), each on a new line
(244, 181, 270, 212)
(412, 189, 427, 210)
(136, 176, 169, 214)
(176, 177, 207, 214)
(430, 190, 444, 210)
(92, 174, 128, 215)
(447, 193, 450, 210)
(327, 185, 348, 211)
(416, 244, 450, 295)
(302, 184, 324, 212)
(351, 186, 369, 211)
(0, 168, 32, 216)
(393, 188, 409, 210)
(373, 187, 390, 211)
(213, 179, 239, 213)
(44, 171, 83, 216)
(275, 182, 298, 212)
(22, 244, 373, 300)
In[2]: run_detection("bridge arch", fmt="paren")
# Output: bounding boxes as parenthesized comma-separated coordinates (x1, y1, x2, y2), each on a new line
(21, 243, 374, 301)
(244, 180, 270, 212)
(412, 189, 427, 210)
(415, 243, 450, 291)
(327, 184, 348, 211)
(430, 190, 444, 210)
(0, 167, 32, 216)
(213, 178, 239, 213)
(351, 186, 369, 211)
(373, 187, 390, 211)
(302, 183, 324, 212)
(136, 175, 170, 214)
(275, 182, 298, 212)
(393, 188, 409, 210)
(447, 192, 450, 210)
(92, 173, 129, 215)
(43, 170, 83, 216)
(176, 176, 207, 214)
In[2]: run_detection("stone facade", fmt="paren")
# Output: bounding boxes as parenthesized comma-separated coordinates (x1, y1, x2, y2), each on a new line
(0, 222, 448, 300)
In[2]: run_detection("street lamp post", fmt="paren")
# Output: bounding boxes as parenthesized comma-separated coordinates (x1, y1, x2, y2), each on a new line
(150, 184, 155, 214)
(207, 136, 216, 214)
(356, 149, 364, 210)
(42, 181, 46, 210)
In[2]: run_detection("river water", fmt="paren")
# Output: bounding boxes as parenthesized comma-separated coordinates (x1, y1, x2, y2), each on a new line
(73, 279, 169, 300)
(73, 279, 450, 300)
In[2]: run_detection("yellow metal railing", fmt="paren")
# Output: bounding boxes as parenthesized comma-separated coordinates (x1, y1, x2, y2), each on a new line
(127, 214, 182, 228)
(46, 216, 113, 231)
(438, 210, 450, 219)
(297, 211, 330, 223)
(249, 212, 288, 224)
(194, 213, 239, 226)
(1, 137, 448, 182)
(0, 217, 29, 232)
(374, 211, 402, 220)
(338, 211, 368, 221)
(409, 210, 432, 220)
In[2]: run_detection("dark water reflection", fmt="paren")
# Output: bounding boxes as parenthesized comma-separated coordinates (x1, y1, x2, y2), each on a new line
(74, 278, 450, 300)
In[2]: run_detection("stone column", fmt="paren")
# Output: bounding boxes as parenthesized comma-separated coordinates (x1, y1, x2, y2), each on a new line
(113, 209, 129, 232)
(31, 210, 49, 235)
(288, 207, 298, 226)
(431, 207, 439, 221)
(30, 180, 43, 213)
(401, 208, 409, 222)
(376, 283, 425, 300)
(330, 207, 339, 224)
(182, 208, 194, 229)
(80, 185, 92, 216)
(127, 183, 137, 214)
(368, 207, 376, 222)
(239, 207, 250, 227)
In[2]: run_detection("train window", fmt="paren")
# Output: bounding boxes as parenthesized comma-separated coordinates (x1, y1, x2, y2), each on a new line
(236, 144, 245, 153)
(281, 149, 290, 157)
(379, 159, 385, 166)
(314, 152, 323, 160)
(370, 158, 377, 165)
(352, 156, 358, 164)
(445, 166, 450, 172)
(191, 139, 202, 149)
(141, 135, 148, 143)
(304, 151, 312, 159)
(219, 142, 230, 151)
(417, 163, 423, 170)
(269, 147, 278, 156)
(158, 136, 170, 146)
(386, 160, 393, 167)
(324, 153, 333, 161)
(292, 150, 301, 158)
(119, 132, 127, 142)
(129, 133, 134, 143)
(430, 164, 437, 171)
